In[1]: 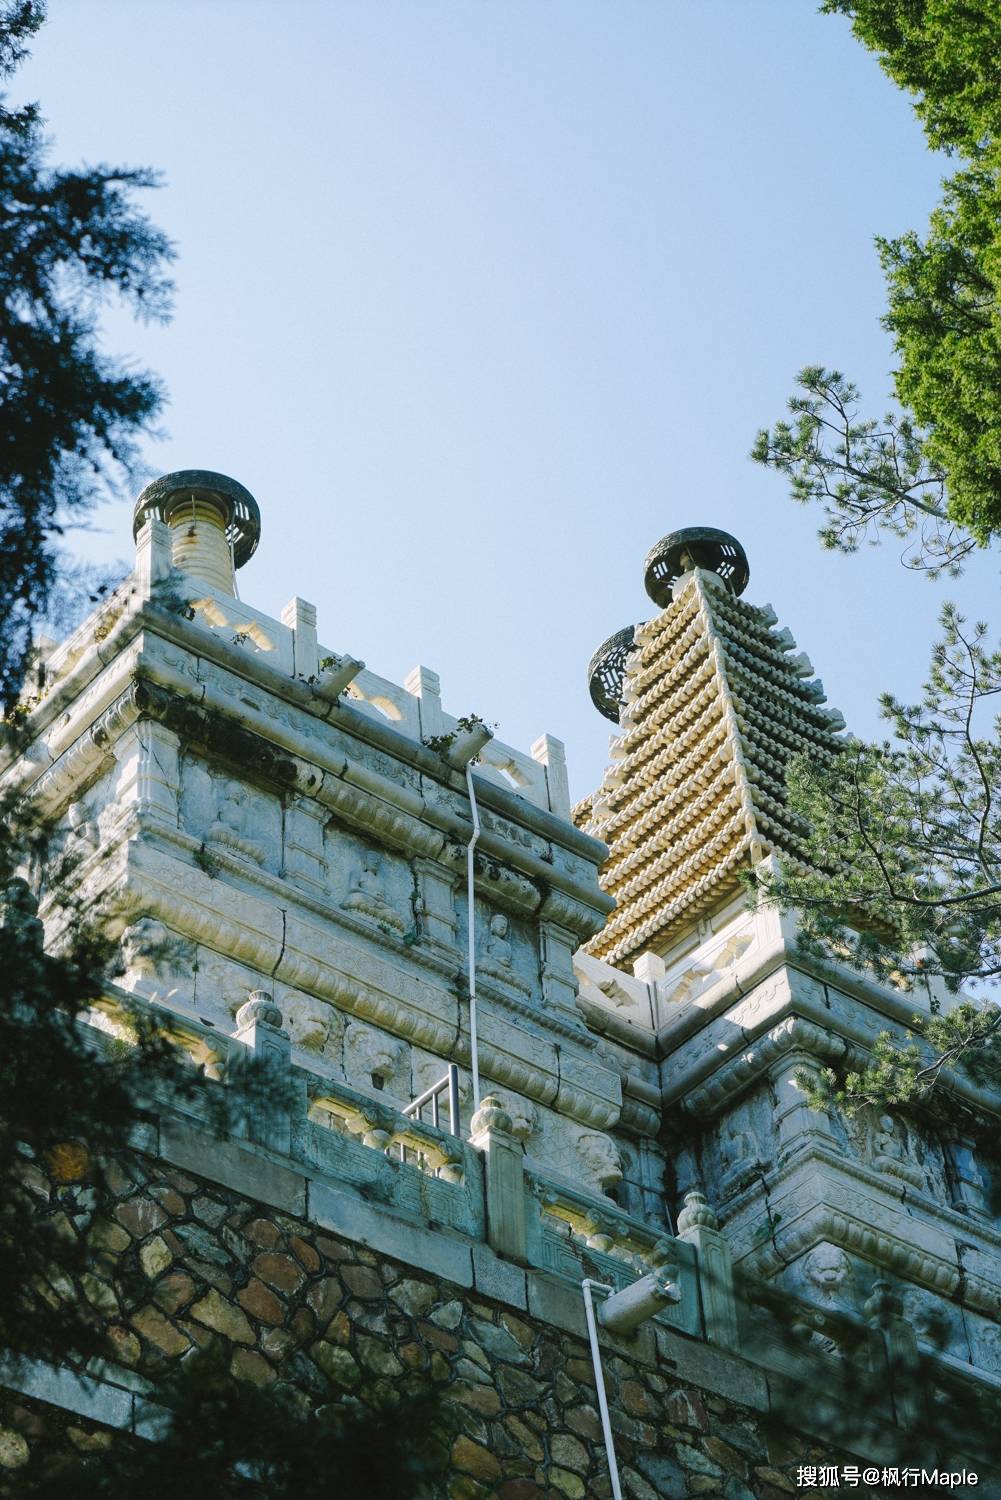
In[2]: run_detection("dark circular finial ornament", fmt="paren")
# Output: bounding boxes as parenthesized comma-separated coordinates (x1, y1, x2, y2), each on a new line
(588, 624, 642, 723)
(643, 526, 748, 608)
(132, 470, 262, 568)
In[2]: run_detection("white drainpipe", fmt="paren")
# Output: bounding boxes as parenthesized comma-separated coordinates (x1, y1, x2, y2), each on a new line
(581, 1278, 623, 1500)
(465, 763, 482, 1114)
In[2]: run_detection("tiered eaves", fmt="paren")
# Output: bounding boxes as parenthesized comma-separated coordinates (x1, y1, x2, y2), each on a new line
(577, 568, 845, 968)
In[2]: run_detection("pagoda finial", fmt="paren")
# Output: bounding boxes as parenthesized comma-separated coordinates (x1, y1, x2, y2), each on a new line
(586, 527, 750, 724)
(643, 526, 749, 608)
(133, 470, 261, 596)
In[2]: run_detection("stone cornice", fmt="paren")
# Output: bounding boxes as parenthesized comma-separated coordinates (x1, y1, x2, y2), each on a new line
(668, 973, 1001, 1123)
(114, 841, 621, 1132)
(18, 646, 611, 942)
(16, 592, 609, 869)
(721, 1142, 1001, 1317)
(681, 1014, 858, 1116)
(652, 911, 1001, 1122)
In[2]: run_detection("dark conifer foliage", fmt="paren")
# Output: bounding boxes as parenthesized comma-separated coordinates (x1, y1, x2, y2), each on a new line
(0, 0, 173, 709)
(16, 1346, 450, 1499)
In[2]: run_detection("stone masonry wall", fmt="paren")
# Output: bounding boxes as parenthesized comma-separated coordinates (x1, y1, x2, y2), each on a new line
(0, 1142, 835, 1500)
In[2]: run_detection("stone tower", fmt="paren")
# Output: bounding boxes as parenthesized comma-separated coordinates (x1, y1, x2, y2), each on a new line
(5, 489, 1001, 1491)
(575, 524, 1001, 1399)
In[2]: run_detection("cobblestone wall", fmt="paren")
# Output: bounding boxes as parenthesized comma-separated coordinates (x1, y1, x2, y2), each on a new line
(0, 1143, 837, 1500)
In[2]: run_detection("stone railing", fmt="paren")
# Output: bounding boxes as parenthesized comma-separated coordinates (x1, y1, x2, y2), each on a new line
(524, 1165, 702, 1340)
(94, 990, 484, 1243)
(93, 995, 720, 1337)
(83, 993, 1001, 1441)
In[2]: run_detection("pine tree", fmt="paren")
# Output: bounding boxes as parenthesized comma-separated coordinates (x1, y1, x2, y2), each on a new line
(752, 1, 1001, 1108)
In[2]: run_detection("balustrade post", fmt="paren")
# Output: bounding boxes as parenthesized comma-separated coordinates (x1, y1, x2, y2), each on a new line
(281, 596, 318, 681)
(677, 1190, 740, 1352)
(865, 1280, 921, 1427)
(233, 992, 294, 1153)
(470, 1095, 527, 1263)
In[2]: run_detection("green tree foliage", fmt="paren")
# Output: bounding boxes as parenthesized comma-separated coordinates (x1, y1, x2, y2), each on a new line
(0, 0, 177, 1366)
(749, 367, 970, 575)
(879, 157, 1001, 544)
(0, 0, 173, 709)
(750, 2, 1001, 1106)
(753, 603, 1001, 1107)
(757, 2, 1001, 548)
(17, 1347, 449, 1499)
(821, 0, 1001, 154)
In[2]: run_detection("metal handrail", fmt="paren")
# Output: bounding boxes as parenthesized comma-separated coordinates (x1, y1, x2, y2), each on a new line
(402, 1062, 460, 1137)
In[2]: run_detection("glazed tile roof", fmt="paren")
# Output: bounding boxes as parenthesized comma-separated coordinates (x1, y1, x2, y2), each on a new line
(576, 568, 845, 968)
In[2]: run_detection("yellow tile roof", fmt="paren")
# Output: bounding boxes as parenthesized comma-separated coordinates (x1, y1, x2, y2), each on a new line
(576, 568, 844, 968)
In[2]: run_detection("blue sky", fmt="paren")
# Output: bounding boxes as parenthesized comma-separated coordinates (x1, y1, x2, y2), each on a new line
(17, 1, 999, 798)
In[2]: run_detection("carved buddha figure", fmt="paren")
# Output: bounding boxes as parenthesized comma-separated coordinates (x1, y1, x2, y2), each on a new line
(343, 850, 405, 931)
(206, 779, 266, 865)
(871, 1112, 925, 1190)
(479, 910, 530, 993)
(67, 798, 99, 849)
(487, 912, 512, 966)
(720, 1120, 763, 1197)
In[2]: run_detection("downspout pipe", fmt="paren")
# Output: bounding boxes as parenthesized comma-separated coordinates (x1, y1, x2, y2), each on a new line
(465, 763, 482, 1114)
(581, 1279, 623, 1500)
(442, 721, 492, 1119)
(582, 1266, 682, 1499)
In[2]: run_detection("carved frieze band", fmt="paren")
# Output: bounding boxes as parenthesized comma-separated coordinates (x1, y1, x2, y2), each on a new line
(119, 858, 621, 1132)
(744, 1200, 987, 1310)
(39, 662, 609, 942)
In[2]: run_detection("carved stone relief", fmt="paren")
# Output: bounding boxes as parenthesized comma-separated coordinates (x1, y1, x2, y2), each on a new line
(575, 1130, 623, 1195)
(66, 797, 100, 851)
(719, 1118, 766, 1198)
(179, 756, 281, 872)
(493, 1090, 538, 1145)
(796, 1242, 856, 1313)
(62, 763, 118, 854)
(869, 1113, 926, 1191)
(207, 779, 269, 865)
(968, 1313, 1001, 1377)
(478, 909, 532, 996)
(118, 918, 196, 1002)
(342, 849, 407, 933)
(901, 1287, 966, 1360)
(522, 1107, 597, 1192)
(282, 992, 345, 1059)
(344, 1019, 407, 1098)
